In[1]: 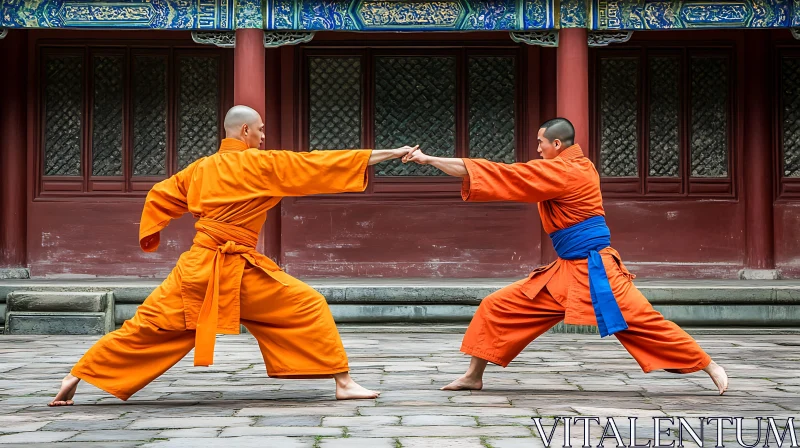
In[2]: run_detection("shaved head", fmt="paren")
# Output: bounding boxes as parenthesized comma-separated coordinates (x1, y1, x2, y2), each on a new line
(540, 118, 575, 147)
(537, 117, 576, 159)
(224, 105, 261, 135)
(224, 105, 265, 148)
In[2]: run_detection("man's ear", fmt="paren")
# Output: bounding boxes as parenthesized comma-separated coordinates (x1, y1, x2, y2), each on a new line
(242, 123, 249, 136)
(553, 138, 562, 150)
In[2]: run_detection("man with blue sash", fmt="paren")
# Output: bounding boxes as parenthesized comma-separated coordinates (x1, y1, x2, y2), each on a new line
(404, 118, 728, 395)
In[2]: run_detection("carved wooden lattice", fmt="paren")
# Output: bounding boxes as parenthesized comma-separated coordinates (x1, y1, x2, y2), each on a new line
(374, 57, 456, 176)
(133, 56, 168, 176)
(599, 57, 638, 177)
(191, 31, 235, 48)
(177, 56, 220, 170)
(509, 31, 558, 47)
(648, 56, 680, 177)
(308, 57, 362, 150)
(92, 55, 124, 176)
(469, 56, 515, 163)
(43, 55, 83, 176)
(783, 57, 800, 177)
(690, 57, 728, 178)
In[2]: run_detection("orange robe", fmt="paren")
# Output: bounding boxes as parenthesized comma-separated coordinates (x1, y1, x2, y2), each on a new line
(460, 145, 711, 373)
(71, 138, 371, 400)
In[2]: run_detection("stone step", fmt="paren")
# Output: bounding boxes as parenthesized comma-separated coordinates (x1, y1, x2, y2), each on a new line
(5, 312, 112, 335)
(6, 291, 109, 312)
(3, 278, 800, 305)
(4, 291, 114, 335)
(3, 278, 800, 331)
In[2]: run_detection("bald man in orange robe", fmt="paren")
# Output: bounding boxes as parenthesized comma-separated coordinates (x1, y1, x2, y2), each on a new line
(50, 105, 417, 406)
(404, 118, 729, 395)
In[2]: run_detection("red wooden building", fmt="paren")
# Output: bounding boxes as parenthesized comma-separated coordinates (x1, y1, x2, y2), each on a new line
(1, 1, 799, 280)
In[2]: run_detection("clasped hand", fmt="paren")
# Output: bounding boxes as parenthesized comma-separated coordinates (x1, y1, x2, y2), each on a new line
(396, 145, 430, 165)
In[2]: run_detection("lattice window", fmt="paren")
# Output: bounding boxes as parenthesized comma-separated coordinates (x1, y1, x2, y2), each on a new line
(133, 55, 168, 176)
(92, 55, 124, 177)
(177, 55, 220, 170)
(592, 48, 734, 197)
(782, 57, 800, 178)
(374, 57, 457, 177)
(690, 57, 728, 178)
(308, 57, 362, 150)
(302, 49, 520, 192)
(37, 46, 228, 197)
(43, 55, 83, 177)
(648, 57, 680, 178)
(468, 57, 515, 163)
(598, 57, 638, 177)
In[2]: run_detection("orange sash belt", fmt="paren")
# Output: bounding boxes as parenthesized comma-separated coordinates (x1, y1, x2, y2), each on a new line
(192, 218, 286, 367)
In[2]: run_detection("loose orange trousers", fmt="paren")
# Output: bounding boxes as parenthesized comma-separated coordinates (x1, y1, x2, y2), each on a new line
(462, 278, 711, 373)
(71, 264, 348, 401)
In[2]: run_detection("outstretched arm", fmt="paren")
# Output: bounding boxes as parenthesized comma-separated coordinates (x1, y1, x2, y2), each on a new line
(404, 147, 569, 203)
(255, 146, 419, 197)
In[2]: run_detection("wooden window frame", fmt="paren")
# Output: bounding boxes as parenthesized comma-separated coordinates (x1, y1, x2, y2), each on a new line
(34, 40, 233, 200)
(39, 48, 86, 195)
(299, 44, 524, 198)
(775, 46, 800, 200)
(590, 44, 737, 199)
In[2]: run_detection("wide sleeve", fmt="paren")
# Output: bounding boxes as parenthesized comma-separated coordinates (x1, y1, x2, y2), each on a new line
(256, 149, 371, 197)
(138, 160, 201, 252)
(461, 158, 570, 203)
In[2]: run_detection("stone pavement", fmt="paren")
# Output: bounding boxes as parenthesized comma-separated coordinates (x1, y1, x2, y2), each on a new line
(1, 326, 799, 447)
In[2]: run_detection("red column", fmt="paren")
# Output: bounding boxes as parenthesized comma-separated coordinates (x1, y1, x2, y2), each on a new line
(234, 29, 266, 123)
(557, 28, 590, 154)
(263, 47, 283, 265)
(743, 30, 775, 272)
(234, 29, 282, 262)
(1, 30, 28, 270)
(540, 46, 558, 263)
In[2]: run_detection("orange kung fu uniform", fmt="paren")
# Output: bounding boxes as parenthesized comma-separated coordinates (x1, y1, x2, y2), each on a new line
(459, 145, 711, 374)
(70, 138, 371, 400)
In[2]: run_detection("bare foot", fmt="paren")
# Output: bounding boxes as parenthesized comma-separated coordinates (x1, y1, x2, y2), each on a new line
(703, 361, 728, 395)
(441, 375, 483, 391)
(335, 380, 380, 400)
(48, 374, 80, 407)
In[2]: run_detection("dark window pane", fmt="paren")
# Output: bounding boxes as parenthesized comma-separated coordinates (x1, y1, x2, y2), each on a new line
(177, 56, 220, 170)
(308, 57, 362, 150)
(469, 56, 515, 163)
(648, 56, 680, 178)
(690, 56, 728, 178)
(782, 57, 800, 178)
(92, 55, 124, 177)
(43, 55, 83, 177)
(133, 55, 168, 176)
(599, 57, 639, 177)
(374, 56, 456, 176)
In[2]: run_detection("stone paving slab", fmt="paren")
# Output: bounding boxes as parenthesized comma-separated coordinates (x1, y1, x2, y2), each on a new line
(0, 327, 799, 446)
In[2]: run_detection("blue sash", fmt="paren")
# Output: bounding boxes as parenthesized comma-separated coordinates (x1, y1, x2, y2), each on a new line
(548, 215, 628, 337)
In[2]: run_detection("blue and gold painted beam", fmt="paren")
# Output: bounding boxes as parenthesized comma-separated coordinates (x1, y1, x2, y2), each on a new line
(0, 1, 798, 31)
